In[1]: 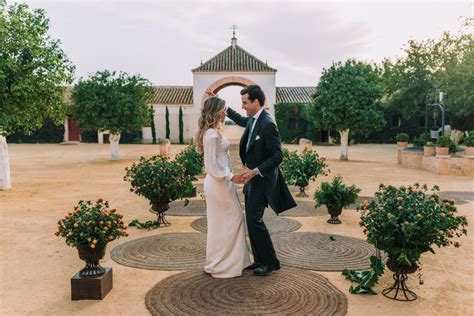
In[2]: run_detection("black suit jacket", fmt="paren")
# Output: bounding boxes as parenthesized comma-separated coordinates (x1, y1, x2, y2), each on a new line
(227, 107, 297, 214)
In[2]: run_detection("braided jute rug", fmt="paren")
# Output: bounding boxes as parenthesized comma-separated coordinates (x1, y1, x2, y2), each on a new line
(145, 267, 348, 316)
(191, 213, 302, 235)
(273, 232, 378, 271)
(111, 233, 206, 270)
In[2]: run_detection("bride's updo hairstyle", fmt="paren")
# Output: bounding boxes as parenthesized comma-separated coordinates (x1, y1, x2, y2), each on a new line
(195, 96, 226, 154)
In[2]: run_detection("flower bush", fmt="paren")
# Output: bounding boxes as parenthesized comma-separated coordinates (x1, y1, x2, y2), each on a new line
(55, 199, 128, 248)
(281, 148, 329, 197)
(357, 183, 468, 268)
(175, 144, 204, 180)
(124, 155, 192, 225)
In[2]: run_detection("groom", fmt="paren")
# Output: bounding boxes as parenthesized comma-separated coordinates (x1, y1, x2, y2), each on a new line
(226, 85, 297, 276)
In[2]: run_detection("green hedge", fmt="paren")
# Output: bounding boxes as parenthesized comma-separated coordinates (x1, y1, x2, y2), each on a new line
(7, 119, 64, 143)
(275, 103, 316, 143)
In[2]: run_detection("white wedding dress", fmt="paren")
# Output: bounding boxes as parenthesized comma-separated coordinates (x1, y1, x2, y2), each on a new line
(203, 128, 251, 278)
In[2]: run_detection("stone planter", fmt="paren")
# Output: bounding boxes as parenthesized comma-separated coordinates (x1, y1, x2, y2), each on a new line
(436, 147, 449, 156)
(397, 142, 408, 149)
(326, 205, 343, 224)
(159, 139, 171, 156)
(77, 244, 107, 278)
(382, 254, 418, 301)
(423, 146, 436, 157)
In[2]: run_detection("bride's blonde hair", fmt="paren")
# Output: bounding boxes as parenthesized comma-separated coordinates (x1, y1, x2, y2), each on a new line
(195, 96, 226, 154)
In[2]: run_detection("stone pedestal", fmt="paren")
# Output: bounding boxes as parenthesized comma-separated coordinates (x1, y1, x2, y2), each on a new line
(71, 267, 113, 300)
(159, 139, 171, 156)
(299, 138, 313, 153)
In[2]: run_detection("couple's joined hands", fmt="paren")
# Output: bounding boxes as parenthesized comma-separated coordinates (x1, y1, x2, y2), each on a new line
(231, 167, 257, 184)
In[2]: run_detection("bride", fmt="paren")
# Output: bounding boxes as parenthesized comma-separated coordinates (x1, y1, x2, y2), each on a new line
(195, 96, 251, 278)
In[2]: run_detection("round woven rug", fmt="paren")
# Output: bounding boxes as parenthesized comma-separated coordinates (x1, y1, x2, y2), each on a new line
(166, 199, 207, 216)
(191, 213, 301, 235)
(439, 191, 472, 205)
(111, 233, 206, 270)
(273, 232, 377, 271)
(145, 267, 348, 316)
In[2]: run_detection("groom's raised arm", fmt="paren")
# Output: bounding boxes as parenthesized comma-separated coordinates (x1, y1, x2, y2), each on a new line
(226, 107, 248, 128)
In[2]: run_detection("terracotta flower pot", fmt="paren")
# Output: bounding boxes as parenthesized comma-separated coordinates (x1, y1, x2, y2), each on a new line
(397, 142, 408, 149)
(436, 147, 449, 156)
(77, 243, 107, 278)
(465, 147, 474, 157)
(423, 146, 436, 157)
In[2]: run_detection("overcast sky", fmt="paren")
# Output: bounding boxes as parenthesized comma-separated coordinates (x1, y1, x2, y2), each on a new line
(20, 0, 472, 88)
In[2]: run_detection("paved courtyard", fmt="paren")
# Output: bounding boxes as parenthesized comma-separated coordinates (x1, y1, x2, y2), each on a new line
(0, 143, 472, 315)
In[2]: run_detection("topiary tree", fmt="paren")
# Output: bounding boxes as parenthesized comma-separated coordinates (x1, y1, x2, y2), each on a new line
(281, 148, 329, 197)
(165, 106, 170, 140)
(124, 155, 193, 225)
(179, 106, 184, 144)
(308, 59, 385, 160)
(150, 106, 157, 144)
(0, 2, 75, 190)
(71, 70, 153, 160)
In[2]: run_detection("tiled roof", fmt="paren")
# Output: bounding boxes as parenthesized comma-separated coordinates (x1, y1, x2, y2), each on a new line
(276, 87, 315, 104)
(192, 44, 277, 73)
(153, 86, 193, 104)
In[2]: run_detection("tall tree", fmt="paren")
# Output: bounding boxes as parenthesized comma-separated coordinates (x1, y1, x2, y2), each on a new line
(165, 106, 170, 140)
(308, 59, 385, 160)
(179, 106, 184, 144)
(150, 106, 157, 144)
(383, 26, 473, 130)
(71, 70, 153, 160)
(0, 2, 75, 189)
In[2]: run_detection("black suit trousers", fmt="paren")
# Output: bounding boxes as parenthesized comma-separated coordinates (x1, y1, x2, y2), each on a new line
(244, 176, 279, 266)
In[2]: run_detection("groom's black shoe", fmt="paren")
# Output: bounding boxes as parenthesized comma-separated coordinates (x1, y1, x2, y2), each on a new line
(245, 262, 262, 270)
(253, 263, 281, 276)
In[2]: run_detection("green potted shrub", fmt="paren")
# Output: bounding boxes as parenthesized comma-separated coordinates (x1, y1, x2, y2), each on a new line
(436, 135, 452, 156)
(281, 148, 329, 197)
(124, 155, 193, 226)
(357, 183, 467, 300)
(395, 133, 409, 149)
(463, 131, 474, 157)
(314, 175, 361, 224)
(175, 144, 204, 197)
(55, 199, 128, 277)
(412, 135, 425, 147)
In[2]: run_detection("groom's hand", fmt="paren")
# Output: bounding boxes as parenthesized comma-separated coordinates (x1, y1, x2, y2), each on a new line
(231, 174, 244, 184)
(242, 169, 257, 183)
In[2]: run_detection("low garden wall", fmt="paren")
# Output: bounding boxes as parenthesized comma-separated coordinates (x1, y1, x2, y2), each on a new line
(398, 147, 474, 176)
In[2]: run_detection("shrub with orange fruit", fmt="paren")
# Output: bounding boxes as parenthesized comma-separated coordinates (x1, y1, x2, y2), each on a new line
(55, 199, 128, 248)
(358, 183, 468, 268)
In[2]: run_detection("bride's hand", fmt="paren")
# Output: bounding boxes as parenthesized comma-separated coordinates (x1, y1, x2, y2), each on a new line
(231, 174, 244, 184)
